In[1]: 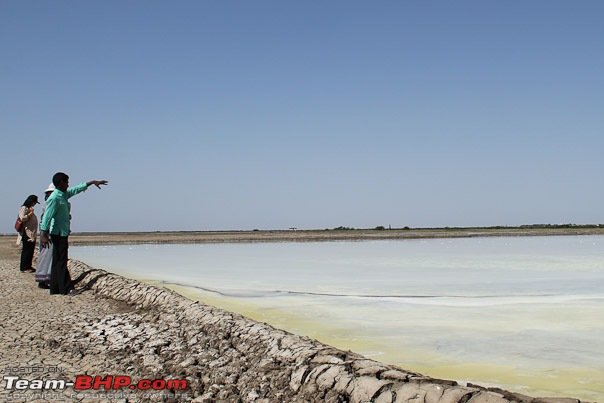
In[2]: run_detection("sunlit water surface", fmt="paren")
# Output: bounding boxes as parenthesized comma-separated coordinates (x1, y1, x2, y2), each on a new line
(71, 235, 604, 401)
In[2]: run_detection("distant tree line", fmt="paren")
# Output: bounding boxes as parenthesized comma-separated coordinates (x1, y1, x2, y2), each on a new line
(518, 223, 603, 229)
(326, 223, 603, 231)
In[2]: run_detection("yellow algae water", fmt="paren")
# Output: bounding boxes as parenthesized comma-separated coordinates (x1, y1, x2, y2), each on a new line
(163, 283, 604, 402)
(72, 236, 604, 402)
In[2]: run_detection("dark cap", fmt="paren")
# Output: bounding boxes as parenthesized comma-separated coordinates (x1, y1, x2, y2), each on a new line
(24, 195, 40, 206)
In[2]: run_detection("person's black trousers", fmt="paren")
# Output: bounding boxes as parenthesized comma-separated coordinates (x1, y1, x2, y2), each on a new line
(20, 233, 35, 271)
(50, 235, 71, 295)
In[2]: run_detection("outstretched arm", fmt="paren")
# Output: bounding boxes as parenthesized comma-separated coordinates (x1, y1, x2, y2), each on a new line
(86, 180, 108, 189)
(66, 180, 109, 199)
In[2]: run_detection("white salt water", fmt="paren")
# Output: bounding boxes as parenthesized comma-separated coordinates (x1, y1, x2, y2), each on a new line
(71, 235, 604, 401)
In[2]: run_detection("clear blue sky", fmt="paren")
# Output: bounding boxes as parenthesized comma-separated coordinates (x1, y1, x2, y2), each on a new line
(2, 1, 603, 232)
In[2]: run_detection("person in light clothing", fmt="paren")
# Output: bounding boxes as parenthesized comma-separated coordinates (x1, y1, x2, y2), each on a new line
(40, 172, 108, 295)
(35, 183, 56, 289)
(17, 195, 40, 273)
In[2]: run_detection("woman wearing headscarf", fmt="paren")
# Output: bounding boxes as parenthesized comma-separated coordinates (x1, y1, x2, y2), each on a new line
(17, 194, 40, 272)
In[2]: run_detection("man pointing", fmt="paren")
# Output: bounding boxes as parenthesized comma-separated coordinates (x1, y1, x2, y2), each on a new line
(40, 172, 108, 295)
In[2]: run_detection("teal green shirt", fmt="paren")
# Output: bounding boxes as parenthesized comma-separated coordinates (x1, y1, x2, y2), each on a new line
(40, 182, 88, 236)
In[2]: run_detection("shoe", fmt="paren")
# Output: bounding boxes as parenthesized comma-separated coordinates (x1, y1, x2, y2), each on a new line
(67, 288, 81, 296)
(21, 268, 35, 273)
(38, 283, 50, 289)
